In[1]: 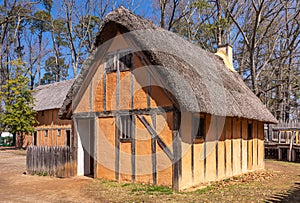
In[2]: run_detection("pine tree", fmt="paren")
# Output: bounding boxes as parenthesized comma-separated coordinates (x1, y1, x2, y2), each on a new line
(0, 59, 37, 148)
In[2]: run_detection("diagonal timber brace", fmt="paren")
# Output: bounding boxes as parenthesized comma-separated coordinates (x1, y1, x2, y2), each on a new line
(137, 115, 174, 162)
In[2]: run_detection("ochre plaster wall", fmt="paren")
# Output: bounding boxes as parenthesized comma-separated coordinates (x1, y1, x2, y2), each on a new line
(28, 109, 71, 147)
(179, 114, 265, 190)
(96, 112, 173, 186)
(97, 117, 116, 180)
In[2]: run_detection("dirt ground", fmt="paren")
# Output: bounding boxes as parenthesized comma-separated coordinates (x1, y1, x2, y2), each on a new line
(1, 148, 300, 202)
(0, 148, 96, 203)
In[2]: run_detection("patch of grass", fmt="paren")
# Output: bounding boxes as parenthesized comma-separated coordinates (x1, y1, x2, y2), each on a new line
(196, 185, 214, 194)
(143, 185, 173, 195)
(121, 183, 131, 187)
(121, 182, 173, 195)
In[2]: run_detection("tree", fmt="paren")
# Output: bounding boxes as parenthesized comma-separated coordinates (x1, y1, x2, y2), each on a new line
(153, 0, 193, 31)
(62, 0, 100, 77)
(0, 59, 37, 148)
(29, 10, 52, 86)
(41, 56, 69, 84)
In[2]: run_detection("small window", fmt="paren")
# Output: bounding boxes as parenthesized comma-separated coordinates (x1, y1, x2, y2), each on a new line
(248, 123, 253, 139)
(105, 52, 116, 72)
(105, 50, 133, 73)
(41, 111, 44, 116)
(45, 130, 48, 137)
(66, 130, 71, 147)
(33, 131, 37, 146)
(193, 115, 206, 139)
(57, 129, 61, 137)
(119, 51, 133, 71)
(120, 115, 133, 142)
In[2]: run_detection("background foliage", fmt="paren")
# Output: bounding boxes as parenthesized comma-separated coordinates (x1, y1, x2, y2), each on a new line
(0, 0, 299, 129)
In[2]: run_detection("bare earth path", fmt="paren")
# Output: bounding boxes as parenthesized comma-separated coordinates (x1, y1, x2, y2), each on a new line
(1, 148, 300, 202)
(0, 148, 95, 203)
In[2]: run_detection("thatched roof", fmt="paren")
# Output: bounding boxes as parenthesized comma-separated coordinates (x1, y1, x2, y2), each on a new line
(33, 79, 75, 111)
(59, 7, 277, 123)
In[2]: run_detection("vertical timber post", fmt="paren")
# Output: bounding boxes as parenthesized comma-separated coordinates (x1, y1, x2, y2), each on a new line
(172, 110, 181, 191)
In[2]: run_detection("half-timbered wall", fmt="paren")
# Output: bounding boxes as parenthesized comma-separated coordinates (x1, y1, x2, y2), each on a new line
(179, 113, 265, 190)
(73, 31, 175, 186)
(71, 27, 265, 190)
(27, 109, 72, 147)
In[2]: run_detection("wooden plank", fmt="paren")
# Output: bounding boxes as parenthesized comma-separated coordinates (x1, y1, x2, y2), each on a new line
(131, 115, 136, 183)
(151, 114, 157, 185)
(224, 123, 227, 176)
(204, 114, 207, 180)
(35, 127, 72, 131)
(147, 71, 151, 109)
(115, 116, 120, 181)
(103, 70, 107, 112)
(240, 119, 243, 171)
(257, 121, 259, 166)
(216, 116, 219, 179)
(116, 51, 120, 111)
(137, 115, 174, 161)
(130, 62, 134, 110)
(172, 111, 181, 191)
(26, 147, 30, 173)
(73, 106, 175, 118)
(231, 118, 234, 173)
(94, 116, 98, 178)
(191, 113, 195, 181)
(90, 80, 93, 112)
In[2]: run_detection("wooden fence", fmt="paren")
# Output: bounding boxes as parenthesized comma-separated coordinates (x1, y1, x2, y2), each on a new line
(26, 146, 75, 177)
(265, 120, 300, 162)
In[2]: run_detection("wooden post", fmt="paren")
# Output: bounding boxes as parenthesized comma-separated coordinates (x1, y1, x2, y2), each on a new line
(278, 148, 282, 160)
(288, 132, 295, 162)
(172, 111, 181, 192)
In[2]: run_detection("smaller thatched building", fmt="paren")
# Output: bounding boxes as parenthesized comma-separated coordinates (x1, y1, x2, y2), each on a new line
(25, 80, 74, 147)
(59, 7, 277, 191)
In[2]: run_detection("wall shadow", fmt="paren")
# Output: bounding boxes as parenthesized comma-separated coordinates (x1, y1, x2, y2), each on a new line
(266, 182, 300, 202)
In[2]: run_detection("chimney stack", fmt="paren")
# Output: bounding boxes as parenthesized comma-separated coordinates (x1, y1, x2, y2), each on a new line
(215, 44, 235, 72)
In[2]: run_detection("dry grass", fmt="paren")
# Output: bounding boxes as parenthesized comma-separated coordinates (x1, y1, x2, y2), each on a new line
(1, 148, 300, 203)
(85, 161, 300, 202)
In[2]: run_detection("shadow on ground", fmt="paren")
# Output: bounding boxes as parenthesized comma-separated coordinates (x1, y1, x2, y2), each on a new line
(266, 182, 300, 202)
(0, 146, 17, 151)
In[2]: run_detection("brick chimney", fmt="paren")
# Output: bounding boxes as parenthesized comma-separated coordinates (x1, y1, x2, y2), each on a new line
(215, 44, 235, 72)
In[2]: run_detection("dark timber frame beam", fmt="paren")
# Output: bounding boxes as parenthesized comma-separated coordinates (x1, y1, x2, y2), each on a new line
(137, 115, 174, 162)
(73, 106, 175, 119)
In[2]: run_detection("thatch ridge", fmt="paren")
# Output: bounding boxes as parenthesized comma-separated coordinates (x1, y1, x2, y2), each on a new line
(59, 7, 277, 123)
(33, 79, 75, 111)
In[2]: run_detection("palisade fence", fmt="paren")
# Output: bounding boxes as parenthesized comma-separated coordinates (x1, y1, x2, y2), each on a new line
(26, 146, 75, 177)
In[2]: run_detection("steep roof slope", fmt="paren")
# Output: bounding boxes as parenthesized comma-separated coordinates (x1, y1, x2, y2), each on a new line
(32, 79, 75, 111)
(59, 7, 277, 123)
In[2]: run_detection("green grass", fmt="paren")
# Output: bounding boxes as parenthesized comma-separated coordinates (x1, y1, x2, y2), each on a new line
(131, 185, 173, 195)
(195, 185, 215, 194)
(121, 182, 173, 195)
